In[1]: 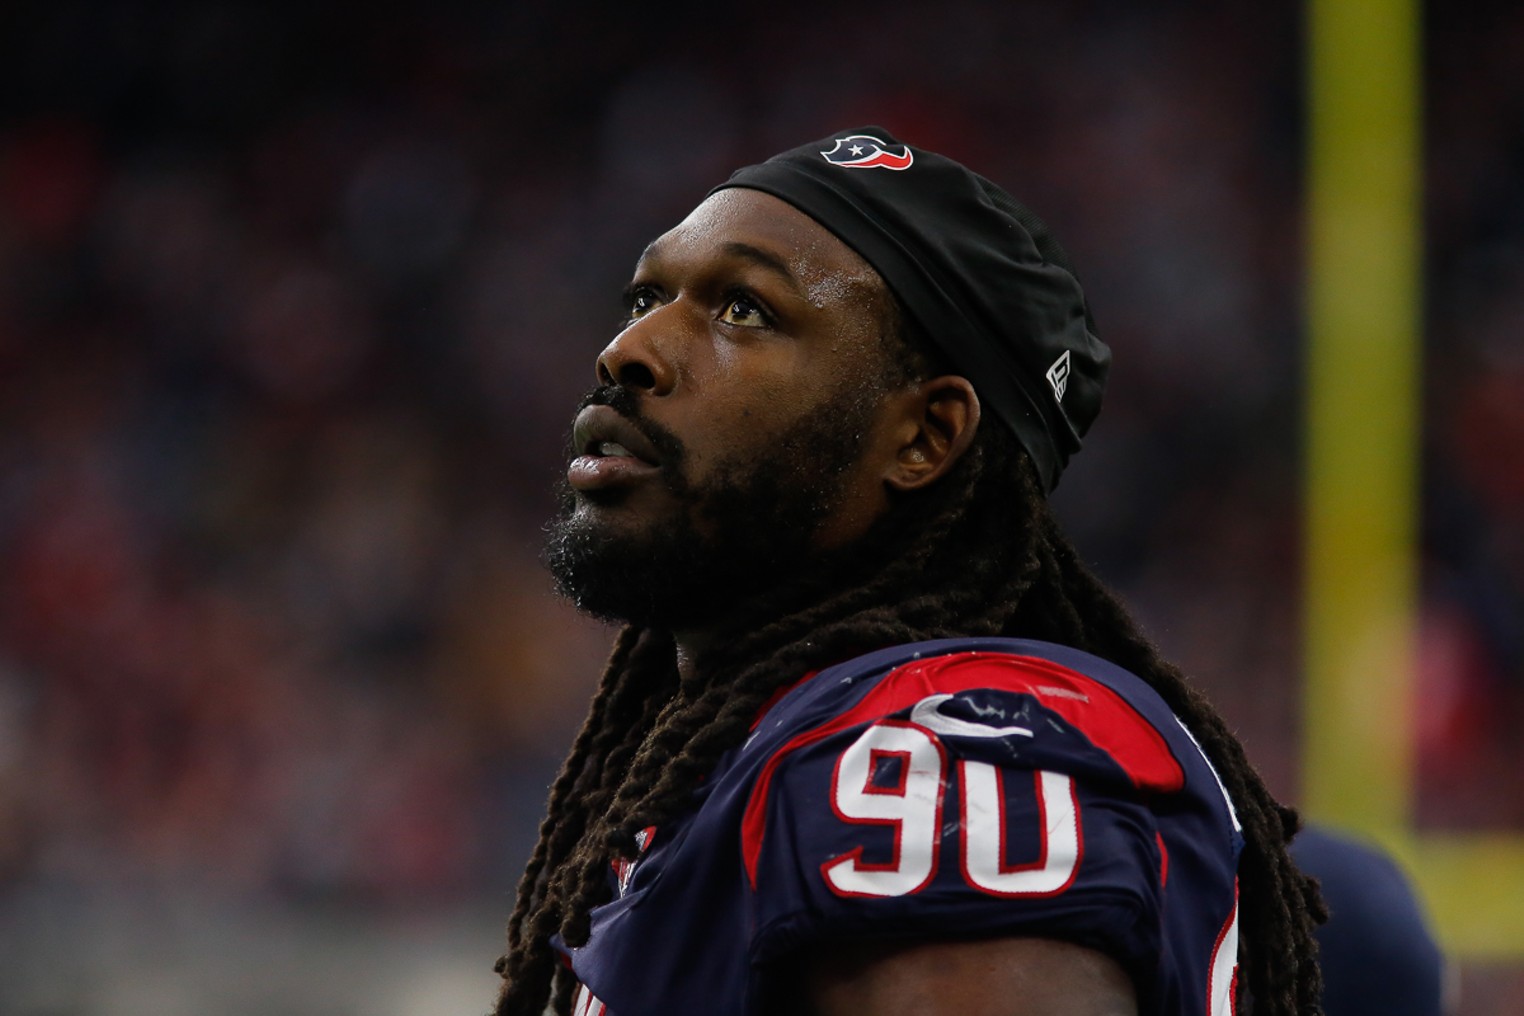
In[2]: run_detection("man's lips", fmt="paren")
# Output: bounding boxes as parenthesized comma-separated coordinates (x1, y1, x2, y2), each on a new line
(567, 404, 663, 491)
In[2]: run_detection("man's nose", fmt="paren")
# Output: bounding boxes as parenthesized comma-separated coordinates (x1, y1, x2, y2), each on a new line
(595, 312, 679, 395)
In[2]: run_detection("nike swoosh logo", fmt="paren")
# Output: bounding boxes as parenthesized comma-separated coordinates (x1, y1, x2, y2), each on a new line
(909, 694, 1034, 739)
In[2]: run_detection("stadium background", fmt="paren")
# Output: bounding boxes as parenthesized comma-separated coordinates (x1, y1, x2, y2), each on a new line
(0, 0, 1519, 1011)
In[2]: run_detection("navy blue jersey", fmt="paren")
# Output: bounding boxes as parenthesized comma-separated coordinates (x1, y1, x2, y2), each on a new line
(555, 638, 1243, 1016)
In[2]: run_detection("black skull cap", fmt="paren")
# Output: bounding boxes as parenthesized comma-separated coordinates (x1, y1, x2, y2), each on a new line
(710, 126, 1110, 492)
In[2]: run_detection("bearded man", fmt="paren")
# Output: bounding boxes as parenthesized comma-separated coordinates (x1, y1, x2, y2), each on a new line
(491, 128, 1324, 1016)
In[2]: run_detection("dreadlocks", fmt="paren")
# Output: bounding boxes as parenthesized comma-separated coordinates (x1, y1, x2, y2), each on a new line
(493, 372, 1325, 1014)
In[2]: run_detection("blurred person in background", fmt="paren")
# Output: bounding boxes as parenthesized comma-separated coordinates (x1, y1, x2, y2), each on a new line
(490, 128, 1324, 1016)
(1293, 827, 1447, 1016)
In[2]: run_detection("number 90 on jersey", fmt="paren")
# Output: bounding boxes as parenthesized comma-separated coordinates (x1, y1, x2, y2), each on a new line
(820, 720, 1082, 899)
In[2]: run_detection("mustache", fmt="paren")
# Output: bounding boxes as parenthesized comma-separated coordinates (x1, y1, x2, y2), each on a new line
(574, 384, 688, 468)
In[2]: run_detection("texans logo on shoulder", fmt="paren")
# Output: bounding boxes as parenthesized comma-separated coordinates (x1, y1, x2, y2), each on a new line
(819, 135, 914, 171)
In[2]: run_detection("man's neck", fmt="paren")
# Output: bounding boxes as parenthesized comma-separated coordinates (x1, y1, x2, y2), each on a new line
(660, 507, 921, 686)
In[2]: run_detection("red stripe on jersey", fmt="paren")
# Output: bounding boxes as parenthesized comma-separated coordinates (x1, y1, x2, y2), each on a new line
(741, 651, 1185, 887)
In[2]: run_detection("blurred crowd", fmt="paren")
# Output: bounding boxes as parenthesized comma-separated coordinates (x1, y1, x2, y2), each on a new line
(1419, 0, 1524, 827)
(0, 0, 1519, 997)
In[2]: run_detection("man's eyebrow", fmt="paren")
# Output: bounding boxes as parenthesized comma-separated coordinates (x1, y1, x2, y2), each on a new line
(716, 242, 807, 298)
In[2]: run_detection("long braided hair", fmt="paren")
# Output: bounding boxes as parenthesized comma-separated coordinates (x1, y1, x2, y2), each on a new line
(493, 327, 1325, 1016)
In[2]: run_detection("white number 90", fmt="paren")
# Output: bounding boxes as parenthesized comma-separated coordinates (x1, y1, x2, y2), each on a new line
(820, 721, 1080, 899)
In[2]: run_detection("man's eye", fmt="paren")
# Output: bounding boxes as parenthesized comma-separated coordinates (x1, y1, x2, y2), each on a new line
(719, 294, 770, 327)
(628, 288, 660, 318)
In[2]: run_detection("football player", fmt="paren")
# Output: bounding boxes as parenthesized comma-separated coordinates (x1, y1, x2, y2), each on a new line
(491, 128, 1325, 1016)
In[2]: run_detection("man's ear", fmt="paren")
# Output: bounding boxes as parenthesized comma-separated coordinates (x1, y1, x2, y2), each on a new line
(884, 375, 981, 493)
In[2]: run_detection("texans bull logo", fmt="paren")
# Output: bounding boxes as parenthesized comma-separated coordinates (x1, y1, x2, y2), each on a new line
(819, 134, 914, 171)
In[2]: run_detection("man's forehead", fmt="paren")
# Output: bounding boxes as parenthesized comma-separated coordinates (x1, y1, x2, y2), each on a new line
(637, 189, 884, 301)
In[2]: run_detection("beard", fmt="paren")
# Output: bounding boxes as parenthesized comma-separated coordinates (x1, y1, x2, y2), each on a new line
(543, 383, 880, 632)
